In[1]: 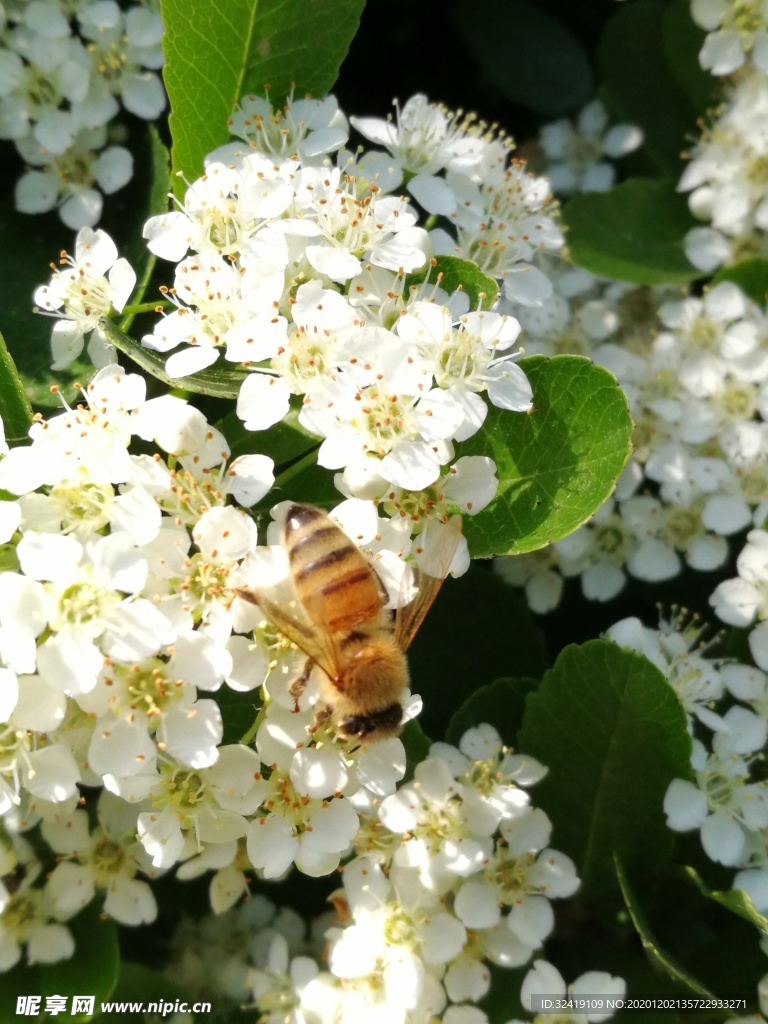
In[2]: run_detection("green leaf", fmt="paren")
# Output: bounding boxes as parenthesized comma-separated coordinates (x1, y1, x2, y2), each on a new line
(91, 963, 188, 1023)
(685, 866, 768, 935)
(219, 686, 261, 746)
(562, 179, 700, 286)
(407, 256, 499, 311)
(0, 326, 33, 443)
(518, 640, 692, 902)
(98, 318, 247, 398)
(160, 0, 366, 196)
(714, 258, 768, 308)
(401, 719, 432, 782)
(268, 456, 338, 511)
(120, 126, 171, 330)
(661, 0, 713, 115)
(0, 904, 119, 1020)
(598, 0, 702, 176)
(220, 403, 318, 466)
(445, 677, 538, 747)
(455, 0, 592, 116)
(460, 355, 633, 558)
(616, 856, 717, 997)
(409, 565, 547, 740)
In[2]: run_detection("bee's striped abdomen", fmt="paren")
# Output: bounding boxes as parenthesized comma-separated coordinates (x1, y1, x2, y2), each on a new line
(284, 504, 384, 633)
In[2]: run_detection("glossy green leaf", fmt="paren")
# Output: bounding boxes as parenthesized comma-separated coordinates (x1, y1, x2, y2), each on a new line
(714, 257, 768, 308)
(99, 318, 247, 398)
(598, 0, 702, 176)
(0, 327, 33, 444)
(460, 355, 633, 558)
(685, 866, 768, 935)
(0, 904, 119, 1020)
(562, 179, 700, 286)
(407, 256, 499, 311)
(445, 677, 539, 747)
(161, 0, 365, 196)
(455, 0, 592, 116)
(616, 856, 716, 997)
(219, 686, 261, 746)
(518, 640, 692, 901)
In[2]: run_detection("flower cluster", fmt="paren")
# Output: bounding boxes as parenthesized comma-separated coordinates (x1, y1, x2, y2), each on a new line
(163, 725, 612, 1024)
(0, 364, 280, 958)
(609, 615, 768, 906)
(607, 612, 768, 1017)
(681, 68, 768, 272)
(675, 0, 768, 271)
(133, 91, 558, 504)
(305, 726, 579, 1024)
(11, 90, 580, 967)
(40, 91, 565, 549)
(0, 350, 493, 965)
(492, 0, 768, 616)
(1, 0, 165, 228)
(494, 259, 768, 613)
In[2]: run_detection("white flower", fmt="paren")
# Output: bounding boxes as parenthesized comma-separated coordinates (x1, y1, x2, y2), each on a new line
(430, 162, 563, 308)
(229, 92, 348, 162)
(304, 371, 462, 490)
(142, 255, 285, 377)
(664, 739, 768, 866)
(19, 531, 172, 693)
(539, 99, 643, 196)
(35, 228, 135, 369)
(396, 303, 530, 440)
(144, 156, 294, 263)
(520, 960, 626, 1022)
(78, 1, 165, 117)
(137, 752, 265, 869)
(282, 165, 427, 282)
(249, 933, 319, 1024)
(710, 529, 768, 627)
(0, 839, 74, 968)
(351, 93, 505, 180)
(606, 616, 727, 732)
(42, 795, 157, 926)
(692, 0, 768, 75)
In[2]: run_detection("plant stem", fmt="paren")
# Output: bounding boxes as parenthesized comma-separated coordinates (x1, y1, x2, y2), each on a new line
(274, 445, 320, 488)
(121, 300, 172, 316)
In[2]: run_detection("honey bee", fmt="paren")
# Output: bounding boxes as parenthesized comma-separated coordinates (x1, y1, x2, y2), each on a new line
(236, 503, 462, 743)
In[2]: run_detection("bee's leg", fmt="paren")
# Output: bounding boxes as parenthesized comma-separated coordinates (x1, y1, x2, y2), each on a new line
(289, 657, 313, 710)
(313, 703, 332, 724)
(306, 703, 333, 739)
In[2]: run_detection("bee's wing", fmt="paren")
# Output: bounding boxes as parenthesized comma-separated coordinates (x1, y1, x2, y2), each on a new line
(235, 571, 341, 683)
(395, 515, 463, 653)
